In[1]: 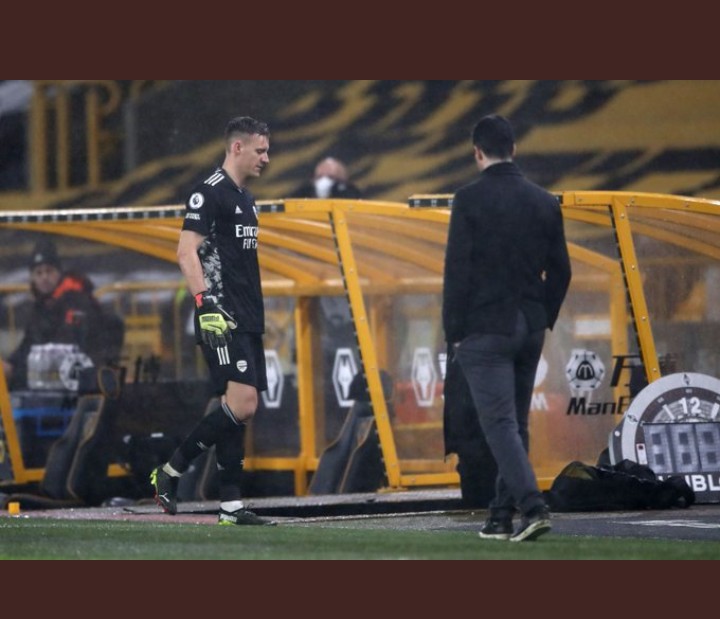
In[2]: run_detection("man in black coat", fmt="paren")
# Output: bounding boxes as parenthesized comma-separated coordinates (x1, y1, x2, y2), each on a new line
(443, 115, 572, 542)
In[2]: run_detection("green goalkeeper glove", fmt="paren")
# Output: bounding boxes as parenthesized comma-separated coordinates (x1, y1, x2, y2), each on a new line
(195, 292, 238, 349)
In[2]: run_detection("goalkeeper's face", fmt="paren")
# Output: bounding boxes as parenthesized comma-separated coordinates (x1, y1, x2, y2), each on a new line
(31, 264, 62, 298)
(235, 134, 270, 180)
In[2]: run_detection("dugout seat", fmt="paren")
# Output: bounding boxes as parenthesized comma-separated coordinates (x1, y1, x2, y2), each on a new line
(0, 367, 122, 511)
(308, 372, 391, 495)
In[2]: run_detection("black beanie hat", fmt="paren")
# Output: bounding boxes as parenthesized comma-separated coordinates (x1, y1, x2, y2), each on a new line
(29, 238, 62, 271)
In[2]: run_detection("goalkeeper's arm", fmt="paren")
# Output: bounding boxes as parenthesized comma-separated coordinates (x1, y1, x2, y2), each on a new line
(178, 230, 211, 301)
(178, 230, 236, 349)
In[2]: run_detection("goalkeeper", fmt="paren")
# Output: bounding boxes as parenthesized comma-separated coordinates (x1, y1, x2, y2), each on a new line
(151, 117, 273, 526)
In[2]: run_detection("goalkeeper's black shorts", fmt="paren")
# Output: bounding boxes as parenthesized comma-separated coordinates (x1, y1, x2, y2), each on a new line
(201, 332, 268, 395)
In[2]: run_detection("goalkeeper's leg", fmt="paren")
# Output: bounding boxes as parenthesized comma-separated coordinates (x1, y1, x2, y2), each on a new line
(213, 334, 270, 525)
(214, 403, 273, 526)
(151, 402, 239, 514)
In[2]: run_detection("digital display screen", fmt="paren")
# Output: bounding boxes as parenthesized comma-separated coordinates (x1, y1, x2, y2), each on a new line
(643, 423, 720, 475)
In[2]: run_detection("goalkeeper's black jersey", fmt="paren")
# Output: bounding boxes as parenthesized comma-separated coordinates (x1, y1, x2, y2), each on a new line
(182, 168, 264, 334)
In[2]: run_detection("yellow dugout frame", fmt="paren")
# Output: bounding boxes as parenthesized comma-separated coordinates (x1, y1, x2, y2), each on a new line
(2, 191, 720, 494)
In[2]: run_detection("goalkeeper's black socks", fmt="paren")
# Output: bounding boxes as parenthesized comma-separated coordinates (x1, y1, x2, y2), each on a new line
(216, 421, 248, 502)
(168, 403, 241, 474)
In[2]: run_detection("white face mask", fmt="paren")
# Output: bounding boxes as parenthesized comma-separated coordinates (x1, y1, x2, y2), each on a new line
(314, 176, 334, 199)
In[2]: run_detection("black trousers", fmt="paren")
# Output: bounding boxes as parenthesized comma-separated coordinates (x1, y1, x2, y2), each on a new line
(455, 311, 547, 518)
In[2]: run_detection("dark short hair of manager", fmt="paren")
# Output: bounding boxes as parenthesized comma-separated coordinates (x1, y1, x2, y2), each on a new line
(472, 114, 515, 160)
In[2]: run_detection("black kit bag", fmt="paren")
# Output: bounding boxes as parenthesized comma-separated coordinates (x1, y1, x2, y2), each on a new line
(547, 460, 695, 512)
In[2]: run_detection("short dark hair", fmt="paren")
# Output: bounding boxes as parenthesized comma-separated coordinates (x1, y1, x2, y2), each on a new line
(472, 114, 515, 159)
(225, 116, 270, 142)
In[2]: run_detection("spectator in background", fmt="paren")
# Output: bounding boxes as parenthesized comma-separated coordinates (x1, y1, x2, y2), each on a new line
(291, 157, 363, 199)
(2, 238, 124, 391)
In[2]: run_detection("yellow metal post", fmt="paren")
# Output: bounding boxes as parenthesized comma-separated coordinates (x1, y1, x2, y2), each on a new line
(369, 296, 391, 371)
(294, 297, 316, 495)
(610, 269, 631, 403)
(86, 87, 100, 189)
(330, 205, 402, 488)
(0, 359, 29, 484)
(55, 85, 70, 191)
(611, 197, 661, 383)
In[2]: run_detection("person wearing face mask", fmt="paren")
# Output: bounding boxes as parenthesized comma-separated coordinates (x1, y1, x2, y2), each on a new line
(2, 238, 123, 391)
(291, 157, 363, 200)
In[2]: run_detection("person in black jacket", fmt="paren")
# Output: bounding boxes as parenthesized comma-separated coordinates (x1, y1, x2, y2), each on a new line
(3, 238, 123, 391)
(443, 115, 572, 542)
